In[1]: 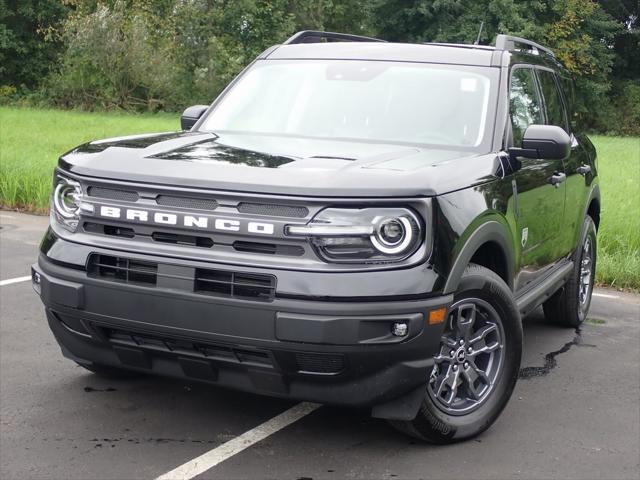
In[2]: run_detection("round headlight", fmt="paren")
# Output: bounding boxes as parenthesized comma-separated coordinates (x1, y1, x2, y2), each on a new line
(377, 218, 405, 246)
(370, 215, 416, 255)
(54, 181, 81, 219)
(285, 207, 423, 264)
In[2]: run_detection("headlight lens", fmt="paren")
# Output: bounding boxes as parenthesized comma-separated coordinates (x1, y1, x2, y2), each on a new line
(286, 208, 422, 263)
(52, 176, 85, 232)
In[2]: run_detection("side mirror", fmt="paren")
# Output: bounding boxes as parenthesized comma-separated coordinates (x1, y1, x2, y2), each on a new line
(510, 125, 571, 160)
(180, 105, 209, 130)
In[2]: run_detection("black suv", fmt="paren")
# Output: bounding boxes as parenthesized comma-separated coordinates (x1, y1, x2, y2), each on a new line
(33, 31, 599, 443)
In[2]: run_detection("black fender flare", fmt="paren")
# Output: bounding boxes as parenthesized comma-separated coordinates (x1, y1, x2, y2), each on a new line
(443, 220, 515, 294)
(582, 184, 601, 225)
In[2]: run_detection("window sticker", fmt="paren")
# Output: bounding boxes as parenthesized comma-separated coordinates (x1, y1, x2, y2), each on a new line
(460, 78, 478, 92)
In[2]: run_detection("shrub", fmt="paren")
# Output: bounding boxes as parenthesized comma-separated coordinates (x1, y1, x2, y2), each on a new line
(44, 0, 297, 112)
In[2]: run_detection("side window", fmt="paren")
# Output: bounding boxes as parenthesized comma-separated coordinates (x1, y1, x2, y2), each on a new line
(537, 69, 569, 132)
(509, 68, 543, 145)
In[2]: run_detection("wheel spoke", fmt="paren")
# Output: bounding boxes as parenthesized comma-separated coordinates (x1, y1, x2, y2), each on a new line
(468, 339, 500, 357)
(433, 353, 451, 364)
(435, 364, 453, 397)
(456, 304, 476, 341)
(579, 236, 594, 307)
(469, 323, 497, 345)
(441, 335, 458, 349)
(462, 366, 482, 400)
(443, 368, 461, 406)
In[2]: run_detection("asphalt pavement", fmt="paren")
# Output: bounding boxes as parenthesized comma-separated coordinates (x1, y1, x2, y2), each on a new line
(1, 211, 639, 480)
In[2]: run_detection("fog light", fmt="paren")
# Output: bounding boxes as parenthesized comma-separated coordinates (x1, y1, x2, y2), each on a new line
(391, 322, 408, 337)
(32, 269, 41, 295)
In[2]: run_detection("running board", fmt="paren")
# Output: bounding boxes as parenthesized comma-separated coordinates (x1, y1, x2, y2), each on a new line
(516, 261, 574, 317)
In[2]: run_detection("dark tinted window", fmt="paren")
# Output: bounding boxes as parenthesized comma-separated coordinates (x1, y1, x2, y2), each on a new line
(509, 68, 543, 145)
(538, 69, 568, 132)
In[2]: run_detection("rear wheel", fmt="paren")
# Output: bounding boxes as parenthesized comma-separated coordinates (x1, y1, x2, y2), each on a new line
(390, 264, 522, 443)
(543, 216, 597, 327)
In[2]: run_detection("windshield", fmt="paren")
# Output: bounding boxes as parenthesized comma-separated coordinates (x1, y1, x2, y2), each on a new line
(200, 60, 498, 151)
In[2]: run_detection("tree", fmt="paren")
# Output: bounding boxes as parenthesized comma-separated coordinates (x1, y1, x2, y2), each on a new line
(370, 0, 623, 131)
(0, 0, 70, 90)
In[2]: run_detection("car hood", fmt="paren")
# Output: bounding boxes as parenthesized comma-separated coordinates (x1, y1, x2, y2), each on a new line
(60, 131, 502, 197)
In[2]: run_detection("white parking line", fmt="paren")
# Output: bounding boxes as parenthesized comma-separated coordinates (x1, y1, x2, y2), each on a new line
(0, 276, 31, 287)
(593, 292, 619, 299)
(155, 402, 320, 480)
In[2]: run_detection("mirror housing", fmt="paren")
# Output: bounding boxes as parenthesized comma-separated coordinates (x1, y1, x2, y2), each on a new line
(509, 125, 571, 160)
(180, 105, 209, 130)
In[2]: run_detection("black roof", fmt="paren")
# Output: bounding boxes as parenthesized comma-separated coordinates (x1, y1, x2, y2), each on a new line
(262, 31, 562, 71)
(265, 42, 499, 67)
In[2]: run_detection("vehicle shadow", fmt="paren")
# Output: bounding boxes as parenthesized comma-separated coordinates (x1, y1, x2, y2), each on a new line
(54, 305, 588, 450)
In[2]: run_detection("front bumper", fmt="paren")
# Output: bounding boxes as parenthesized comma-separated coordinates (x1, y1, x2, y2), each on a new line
(33, 243, 451, 417)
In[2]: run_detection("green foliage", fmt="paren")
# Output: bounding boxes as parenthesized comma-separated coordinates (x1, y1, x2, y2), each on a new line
(0, 0, 637, 134)
(44, 0, 367, 111)
(44, 1, 177, 110)
(371, 0, 627, 133)
(0, 0, 70, 90)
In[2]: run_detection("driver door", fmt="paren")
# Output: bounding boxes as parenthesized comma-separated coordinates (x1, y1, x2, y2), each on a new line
(509, 66, 567, 291)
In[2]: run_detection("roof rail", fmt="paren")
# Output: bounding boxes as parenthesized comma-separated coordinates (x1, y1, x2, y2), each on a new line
(495, 34, 555, 57)
(283, 30, 386, 45)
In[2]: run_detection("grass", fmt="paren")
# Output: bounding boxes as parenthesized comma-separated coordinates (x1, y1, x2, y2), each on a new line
(1, 107, 639, 289)
(590, 136, 640, 290)
(0, 107, 176, 211)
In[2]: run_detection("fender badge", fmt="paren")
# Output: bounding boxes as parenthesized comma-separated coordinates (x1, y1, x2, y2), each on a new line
(521, 227, 529, 248)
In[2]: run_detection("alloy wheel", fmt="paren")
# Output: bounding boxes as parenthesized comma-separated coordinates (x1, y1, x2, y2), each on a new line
(579, 236, 594, 308)
(428, 298, 506, 415)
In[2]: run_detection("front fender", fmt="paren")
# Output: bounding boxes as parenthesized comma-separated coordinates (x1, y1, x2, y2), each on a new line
(442, 219, 516, 294)
(434, 181, 517, 295)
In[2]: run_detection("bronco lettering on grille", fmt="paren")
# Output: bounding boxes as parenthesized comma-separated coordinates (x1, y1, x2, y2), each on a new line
(97, 205, 275, 235)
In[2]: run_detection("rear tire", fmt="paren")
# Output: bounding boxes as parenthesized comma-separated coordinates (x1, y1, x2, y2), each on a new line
(543, 216, 597, 328)
(389, 264, 522, 443)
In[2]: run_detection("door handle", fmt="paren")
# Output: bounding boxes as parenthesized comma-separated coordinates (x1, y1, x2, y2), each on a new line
(577, 164, 591, 176)
(549, 172, 566, 187)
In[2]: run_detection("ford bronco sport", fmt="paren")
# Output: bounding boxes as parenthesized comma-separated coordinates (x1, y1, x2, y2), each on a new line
(33, 31, 599, 443)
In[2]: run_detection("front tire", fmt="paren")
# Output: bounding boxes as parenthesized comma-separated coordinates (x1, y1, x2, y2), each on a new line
(390, 264, 522, 443)
(543, 215, 597, 327)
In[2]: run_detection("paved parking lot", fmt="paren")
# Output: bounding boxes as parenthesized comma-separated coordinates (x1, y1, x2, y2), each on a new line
(1, 211, 639, 480)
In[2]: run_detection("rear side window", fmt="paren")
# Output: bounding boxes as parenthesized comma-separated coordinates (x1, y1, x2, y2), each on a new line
(509, 68, 543, 145)
(537, 69, 569, 132)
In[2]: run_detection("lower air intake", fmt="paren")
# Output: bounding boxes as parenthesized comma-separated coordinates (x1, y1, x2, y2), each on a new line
(294, 352, 346, 375)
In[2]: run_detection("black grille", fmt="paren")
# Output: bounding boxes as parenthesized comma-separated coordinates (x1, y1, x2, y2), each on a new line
(157, 195, 218, 210)
(87, 186, 139, 202)
(152, 232, 213, 248)
(87, 254, 275, 301)
(232, 241, 305, 257)
(87, 255, 157, 285)
(237, 202, 309, 218)
(295, 352, 345, 374)
(195, 269, 276, 301)
(84, 222, 135, 238)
